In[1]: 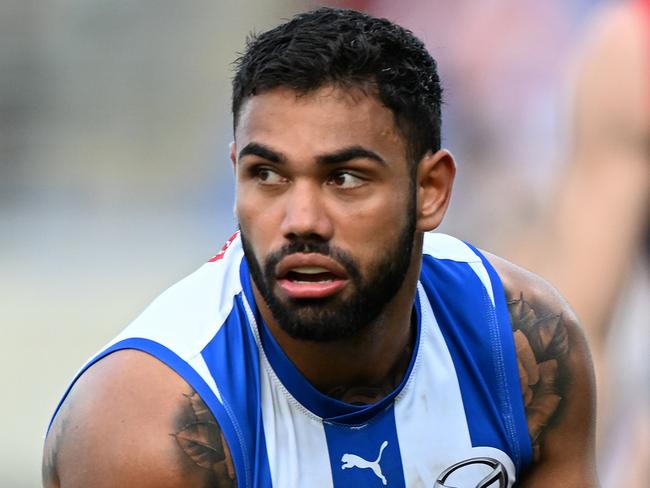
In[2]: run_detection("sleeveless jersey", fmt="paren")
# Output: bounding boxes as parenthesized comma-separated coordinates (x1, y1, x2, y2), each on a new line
(50, 232, 532, 487)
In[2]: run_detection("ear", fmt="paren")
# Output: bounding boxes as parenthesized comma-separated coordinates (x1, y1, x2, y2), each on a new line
(229, 141, 237, 173)
(230, 141, 239, 219)
(415, 149, 456, 232)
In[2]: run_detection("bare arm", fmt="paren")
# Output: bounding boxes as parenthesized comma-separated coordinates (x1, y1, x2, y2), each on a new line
(504, 6, 648, 483)
(521, 2, 650, 354)
(488, 253, 598, 487)
(42, 350, 237, 488)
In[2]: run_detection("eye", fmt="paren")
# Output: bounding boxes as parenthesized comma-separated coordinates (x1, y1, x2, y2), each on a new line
(254, 167, 286, 185)
(327, 171, 365, 189)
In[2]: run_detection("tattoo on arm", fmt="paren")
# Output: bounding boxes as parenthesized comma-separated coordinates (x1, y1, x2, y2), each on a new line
(508, 292, 570, 461)
(172, 391, 237, 487)
(42, 399, 70, 487)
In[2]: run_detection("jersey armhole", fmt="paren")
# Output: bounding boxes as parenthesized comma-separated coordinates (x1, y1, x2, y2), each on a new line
(47, 338, 249, 487)
(463, 243, 534, 472)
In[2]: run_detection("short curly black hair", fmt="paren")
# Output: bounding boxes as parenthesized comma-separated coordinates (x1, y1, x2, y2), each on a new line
(231, 7, 442, 164)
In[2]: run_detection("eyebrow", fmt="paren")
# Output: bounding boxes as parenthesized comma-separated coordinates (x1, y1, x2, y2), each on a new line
(238, 143, 284, 163)
(238, 142, 386, 166)
(316, 146, 386, 166)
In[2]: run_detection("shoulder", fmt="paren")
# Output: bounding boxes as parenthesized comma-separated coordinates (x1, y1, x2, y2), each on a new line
(486, 252, 587, 395)
(422, 232, 483, 263)
(486, 252, 579, 326)
(43, 234, 247, 487)
(113, 233, 246, 357)
(43, 350, 237, 488)
(484, 252, 599, 486)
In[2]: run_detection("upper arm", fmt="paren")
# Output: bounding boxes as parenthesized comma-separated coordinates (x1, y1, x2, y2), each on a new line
(542, 3, 650, 342)
(487, 253, 599, 487)
(42, 350, 237, 488)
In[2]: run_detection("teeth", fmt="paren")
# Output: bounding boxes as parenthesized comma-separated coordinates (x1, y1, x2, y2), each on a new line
(293, 279, 333, 284)
(291, 266, 329, 274)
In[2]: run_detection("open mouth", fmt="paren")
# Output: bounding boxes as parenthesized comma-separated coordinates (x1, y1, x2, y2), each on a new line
(285, 266, 339, 283)
(276, 256, 349, 299)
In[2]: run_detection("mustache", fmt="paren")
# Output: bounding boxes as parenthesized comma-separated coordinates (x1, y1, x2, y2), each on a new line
(269, 239, 331, 257)
(264, 240, 361, 282)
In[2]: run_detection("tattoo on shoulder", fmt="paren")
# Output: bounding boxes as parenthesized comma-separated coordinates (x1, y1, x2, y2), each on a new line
(172, 391, 237, 487)
(507, 292, 570, 461)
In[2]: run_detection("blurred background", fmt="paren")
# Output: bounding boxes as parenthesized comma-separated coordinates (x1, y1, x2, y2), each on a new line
(2, 0, 647, 486)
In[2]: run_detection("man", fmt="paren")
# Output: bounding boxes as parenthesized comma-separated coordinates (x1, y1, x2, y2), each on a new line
(43, 8, 597, 487)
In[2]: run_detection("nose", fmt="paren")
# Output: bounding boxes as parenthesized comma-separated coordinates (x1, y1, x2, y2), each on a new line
(280, 181, 334, 241)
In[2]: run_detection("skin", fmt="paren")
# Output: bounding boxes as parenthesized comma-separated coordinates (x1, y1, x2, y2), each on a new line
(489, 254, 598, 487)
(513, 3, 648, 483)
(542, 2, 649, 347)
(232, 86, 448, 393)
(516, 1, 649, 374)
(43, 85, 597, 487)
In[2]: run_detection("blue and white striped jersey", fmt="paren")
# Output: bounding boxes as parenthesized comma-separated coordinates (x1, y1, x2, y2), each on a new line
(51, 232, 532, 487)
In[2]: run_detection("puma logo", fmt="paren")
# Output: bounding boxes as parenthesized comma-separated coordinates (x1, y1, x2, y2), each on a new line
(341, 440, 389, 485)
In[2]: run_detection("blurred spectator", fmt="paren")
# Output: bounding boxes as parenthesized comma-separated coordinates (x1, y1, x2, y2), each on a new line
(515, 1, 649, 486)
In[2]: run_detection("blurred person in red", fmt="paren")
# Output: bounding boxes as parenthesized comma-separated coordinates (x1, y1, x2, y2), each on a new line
(519, 1, 649, 486)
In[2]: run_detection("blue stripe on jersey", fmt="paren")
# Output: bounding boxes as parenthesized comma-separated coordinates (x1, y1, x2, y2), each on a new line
(239, 256, 424, 425)
(47, 338, 250, 486)
(325, 404, 405, 487)
(464, 244, 533, 471)
(420, 254, 529, 473)
(200, 294, 272, 488)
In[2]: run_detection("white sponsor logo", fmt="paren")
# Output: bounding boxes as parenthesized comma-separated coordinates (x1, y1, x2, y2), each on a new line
(341, 440, 389, 485)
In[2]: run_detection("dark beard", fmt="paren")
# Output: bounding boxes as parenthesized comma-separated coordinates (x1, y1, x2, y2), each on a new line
(240, 207, 416, 342)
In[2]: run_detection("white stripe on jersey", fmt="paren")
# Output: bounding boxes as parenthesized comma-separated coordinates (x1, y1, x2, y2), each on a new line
(188, 353, 223, 403)
(469, 260, 495, 306)
(423, 233, 495, 306)
(422, 233, 482, 263)
(110, 238, 245, 360)
(242, 291, 335, 486)
(395, 282, 474, 485)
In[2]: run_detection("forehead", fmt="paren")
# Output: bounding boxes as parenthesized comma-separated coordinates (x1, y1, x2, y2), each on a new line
(235, 85, 407, 160)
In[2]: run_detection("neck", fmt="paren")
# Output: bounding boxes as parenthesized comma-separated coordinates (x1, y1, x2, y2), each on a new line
(252, 251, 422, 405)
(319, 314, 416, 405)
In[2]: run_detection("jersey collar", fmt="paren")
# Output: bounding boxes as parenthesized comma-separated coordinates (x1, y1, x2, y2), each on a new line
(239, 257, 422, 424)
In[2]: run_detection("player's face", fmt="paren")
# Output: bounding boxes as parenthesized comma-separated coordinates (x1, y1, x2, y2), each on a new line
(233, 86, 417, 341)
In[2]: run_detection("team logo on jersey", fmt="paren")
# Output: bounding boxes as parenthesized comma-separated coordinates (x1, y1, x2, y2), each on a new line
(434, 457, 508, 488)
(208, 231, 239, 262)
(341, 440, 389, 485)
